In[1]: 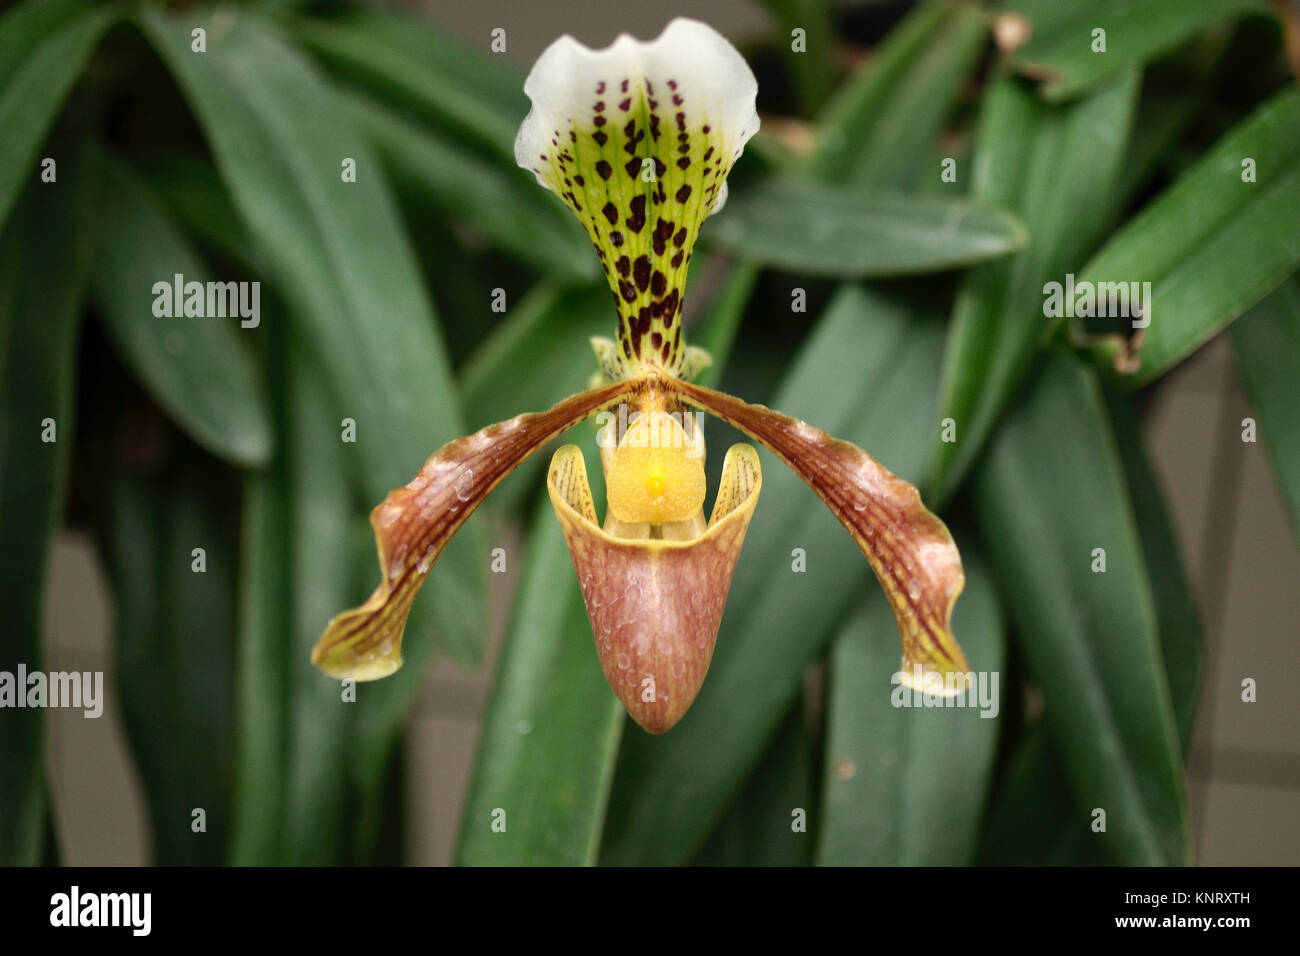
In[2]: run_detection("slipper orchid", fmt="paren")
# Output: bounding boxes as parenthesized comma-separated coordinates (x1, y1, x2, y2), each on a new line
(311, 18, 969, 733)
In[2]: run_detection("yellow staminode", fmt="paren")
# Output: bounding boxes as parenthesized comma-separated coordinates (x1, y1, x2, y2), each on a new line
(606, 412, 705, 525)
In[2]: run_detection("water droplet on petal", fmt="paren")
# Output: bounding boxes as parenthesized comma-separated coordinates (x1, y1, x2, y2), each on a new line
(908, 577, 921, 601)
(454, 469, 474, 501)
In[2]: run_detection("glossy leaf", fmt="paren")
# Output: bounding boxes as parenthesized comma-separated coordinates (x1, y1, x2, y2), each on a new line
(1230, 277, 1300, 545)
(759, 0, 835, 116)
(931, 68, 1139, 503)
(0, 0, 115, 232)
(600, 285, 948, 865)
(1077, 87, 1300, 385)
(692, 703, 815, 866)
(139, 9, 487, 679)
(90, 151, 272, 467)
(280, 342, 359, 865)
(332, 85, 595, 283)
(1002, 0, 1270, 101)
(972, 353, 1188, 865)
(1104, 387, 1202, 748)
(102, 448, 236, 865)
(707, 178, 1027, 277)
(284, 9, 521, 161)
(816, 541, 1003, 865)
(0, 146, 94, 865)
(806, 0, 988, 190)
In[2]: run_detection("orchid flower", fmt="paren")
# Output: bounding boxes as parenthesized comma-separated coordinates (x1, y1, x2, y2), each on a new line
(311, 18, 969, 733)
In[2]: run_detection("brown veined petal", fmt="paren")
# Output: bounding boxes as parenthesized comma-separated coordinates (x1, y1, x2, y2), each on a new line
(674, 379, 970, 690)
(548, 441, 761, 733)
(311, 382, 632, 680)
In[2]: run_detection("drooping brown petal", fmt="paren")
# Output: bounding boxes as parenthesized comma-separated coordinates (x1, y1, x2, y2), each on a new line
(675, 379, 970, 688)
(312, 382, 631, 680)
(548, 441, 762, 733)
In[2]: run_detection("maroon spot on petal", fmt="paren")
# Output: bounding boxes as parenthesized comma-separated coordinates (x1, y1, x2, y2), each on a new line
(651, 331, 663, 349)
(633, 255, 651, 292)
(703, 125, 711, 133)
(678, 133, 689, 143)
(661, 340, 672, 362)
(654, 158, 667, 178)
(675, 112, 686, 129)
(574, 174, 585, 186)
(616, 255, 631, 277)
(673, 227, 687, 248)
(593, 131, 608, 146)
(703, 146, 714, 161)
(619, 98, 631, 111)
(624, 158, 641, 179)
(676, 185, 692, 203)
(622, 337, 633, 357)
(595, 160, 612, 180)
(594, 115, 607, 127)
(667, 79, 677, 90)
(540, 154, 547, 161)
(626, 196, 647, 233)
(662, 309, 675, 330)
(671, 251, 684, 268)
(678, 143, 690, 154)
(649, 115, 661, 140)
(597, 81, 606, 94)
(610, 230, 624, 247)
(645, 81, 655, 95)
(651, 271, 667, 296)
(602, 202, 618, 225)
(672, 94, 683, 106)
(648, 99, 658, 110)
(620, 79, 629, 93)
(677, 157, 691, 169)
(595, 101, 605, 112)
(653, 219, 674, 256)
(619, 279, 637, 303)
(570, 131, 577, 142)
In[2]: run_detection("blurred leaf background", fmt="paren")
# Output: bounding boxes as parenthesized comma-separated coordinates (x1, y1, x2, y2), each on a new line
(1, 0, 1297, 866)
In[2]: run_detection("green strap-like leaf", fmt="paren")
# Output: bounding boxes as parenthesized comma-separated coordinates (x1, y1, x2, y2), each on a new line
(1002, 0, 1271, 101)
(708, 178, 1027, 277)
(138, 9, 487, 677)
(0, 0, 116, 233)
(1104, 387, 1203, 749)
(1077, 87, 1300, 385)
(332, 85, 595, 283)
(600, 285, 948, 865)
(692, 703, 815, 866)
(90, 151, 272, 467)
(806, 0, 987, 190)
(930, 68, 1139, 504)
(815, 541, 1004, 865)
(972, 353, 1188, 865)
(1230, 277, 1300, 546)
(99, 449, 236, 865)
(0, 142, 95, 865)
(283, 9, 521, 162)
